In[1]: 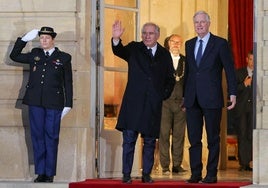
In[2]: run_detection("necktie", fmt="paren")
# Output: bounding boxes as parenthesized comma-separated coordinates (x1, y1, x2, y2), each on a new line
(196, 40, 203, 66)
(45, 51, 49, 58)
(148, 48, 154, 58)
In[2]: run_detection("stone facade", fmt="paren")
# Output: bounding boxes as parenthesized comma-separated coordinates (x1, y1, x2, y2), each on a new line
(1, 0, 268, 187)
(0, 0, 94, 182)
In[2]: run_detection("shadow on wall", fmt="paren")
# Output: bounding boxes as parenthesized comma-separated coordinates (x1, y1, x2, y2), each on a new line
(5, 40, 34, 176)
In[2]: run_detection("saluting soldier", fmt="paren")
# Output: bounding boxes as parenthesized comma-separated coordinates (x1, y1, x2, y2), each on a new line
(10, 27, 73, 183)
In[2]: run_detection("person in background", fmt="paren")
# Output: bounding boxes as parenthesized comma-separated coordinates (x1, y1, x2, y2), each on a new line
(10, 27, 73, 183)
(111, 20, 175, 184)
(183, 11, 237, 183)
(234, 50, 254, 171)
(159, 34, 187, 175)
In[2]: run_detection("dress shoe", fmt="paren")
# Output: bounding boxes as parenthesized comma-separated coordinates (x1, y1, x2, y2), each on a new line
(239, 165, 252, 171)
(45, 176, 54, 183)
(186, 175, 202, 183)
(201, 176, 217, 183)
(172, 166, 187, 173)
(245, 166, 253, 171)
(122, 174, 132, 184)
(34, 175, 46, 183)
(142, 174, 154, 183)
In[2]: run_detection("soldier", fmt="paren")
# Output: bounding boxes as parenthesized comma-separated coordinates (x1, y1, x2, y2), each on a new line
(10, 27, 73, 183)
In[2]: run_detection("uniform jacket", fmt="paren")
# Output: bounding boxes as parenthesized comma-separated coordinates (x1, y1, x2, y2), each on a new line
(184, 33, 236, 108)
(234, 67, 253, 116)
(10, 38, 73, 110)
(112, 39, 175, 138)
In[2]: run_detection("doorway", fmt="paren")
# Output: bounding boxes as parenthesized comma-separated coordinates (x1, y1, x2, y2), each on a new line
(94, 0, 252, 181)
(96, 0, 141, 178)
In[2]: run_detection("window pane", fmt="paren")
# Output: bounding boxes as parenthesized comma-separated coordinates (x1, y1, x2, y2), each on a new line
(104, 8, 136, 68)
(103, 71, 128, 130)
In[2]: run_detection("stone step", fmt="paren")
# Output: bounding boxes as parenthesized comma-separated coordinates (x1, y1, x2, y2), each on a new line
(0, 182, 68, 188)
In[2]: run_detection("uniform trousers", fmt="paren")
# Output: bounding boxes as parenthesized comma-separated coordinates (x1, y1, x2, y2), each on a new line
(29, 105, 62, 176)
(122, 130, 156, 175)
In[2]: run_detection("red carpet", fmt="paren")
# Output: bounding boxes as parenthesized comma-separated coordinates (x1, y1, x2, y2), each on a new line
(69, 179, 252, 188)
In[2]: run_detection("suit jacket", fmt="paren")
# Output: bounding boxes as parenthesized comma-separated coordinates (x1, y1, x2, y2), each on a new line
(184, 33, 236, 108)
(10, 38, 73, 110)
(112, 39, 175, 138)
(234, 67, 253, 116)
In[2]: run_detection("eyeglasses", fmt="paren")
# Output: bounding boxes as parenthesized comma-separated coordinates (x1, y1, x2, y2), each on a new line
(169, 40, 181, 45)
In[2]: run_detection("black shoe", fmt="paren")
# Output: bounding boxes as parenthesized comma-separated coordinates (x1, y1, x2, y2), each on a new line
(45, 176, 54, 183)
(238, 165, 246, 171)
(34, 175, 46, 183)
(239, 165, 253, 171)
(201, 176, 217, 183)
(245, 166, 253, 171)
(142, 174, 154, 183)
(186, 175, 202, 183)
(122, 174, 132, 184)
(172, 166, 187, 173)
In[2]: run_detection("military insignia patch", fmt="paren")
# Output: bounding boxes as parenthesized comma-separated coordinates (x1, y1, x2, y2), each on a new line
(52, 59, 63, 66)
(34, 56, 40, 62)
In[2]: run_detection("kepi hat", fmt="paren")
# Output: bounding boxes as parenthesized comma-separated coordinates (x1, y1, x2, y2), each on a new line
(38, 26, 57, 38)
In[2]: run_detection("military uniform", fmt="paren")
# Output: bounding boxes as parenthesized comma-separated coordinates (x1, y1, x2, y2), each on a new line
(10, 30, 73, 181)
(10, 38, 73, 109)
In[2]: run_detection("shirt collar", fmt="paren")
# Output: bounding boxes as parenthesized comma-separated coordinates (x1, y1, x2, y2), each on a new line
(247, 66, 253, 76)
(44, 47, 55, 56)
(171, 54, 180, 60)
(197, 32, 210, 44)
(147, 44, 157, 56)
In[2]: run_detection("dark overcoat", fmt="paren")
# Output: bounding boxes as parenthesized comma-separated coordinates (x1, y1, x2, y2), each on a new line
(10, 38, 73, 110)
(112, 39, 175, 138)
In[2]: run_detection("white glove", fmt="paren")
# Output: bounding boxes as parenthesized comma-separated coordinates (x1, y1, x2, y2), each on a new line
(61, 107, 71, 120)
(21, 29, 39, 42)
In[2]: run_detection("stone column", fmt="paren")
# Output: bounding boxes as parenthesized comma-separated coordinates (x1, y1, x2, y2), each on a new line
(252, 0, 268, 186)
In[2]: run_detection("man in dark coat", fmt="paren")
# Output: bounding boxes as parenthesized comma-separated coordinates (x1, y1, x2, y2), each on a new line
(234, 50, 254, 171)
(10, 27, 73, 183)
(183, 11, 237, 184)
(111, 20, 175, 184)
